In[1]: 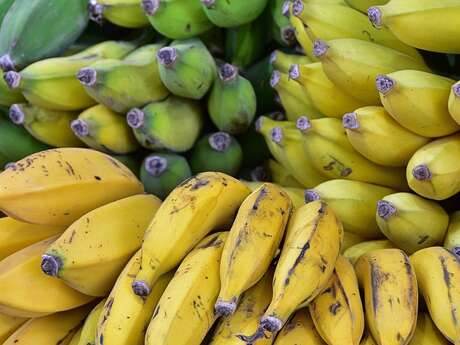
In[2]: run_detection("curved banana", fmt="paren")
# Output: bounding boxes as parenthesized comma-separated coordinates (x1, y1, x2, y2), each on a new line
(444, 211, 460, 257)
(242, 181, 306, 210)
(409, 312, 450, 345)
(343, 239, 395, 265)
(448, 82, 460, 124)
(0, 313, 27, 343)
(89, 0, 149, 28)
(78, 299, 106, 345)
(273, 309, 326, 345)
(270, 50, 312, 74)
(201, 0, 269, 28)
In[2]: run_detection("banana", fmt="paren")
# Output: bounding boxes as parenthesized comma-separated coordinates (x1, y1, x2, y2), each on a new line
(0, 216, 65, 261)
(132, 172, 250, 297)
(444, 211, 460, 257)
(312, 37, 430, 104)
(142, 0, 213, 39)
(344, 239, 395, 265)
(89, 0, 150, 28)
(449, 82, 460, 124)
(78, 43, 169, 113)
(289, 13, 318, 61)
(376, 192, 449, 254)
(41, 194, 161, 297)
(360, 333, 378, 345)
(3, 40, 136, 110)
(2, 305, 91, 345)
(71, 104, 140, 154)
(208, 63, 256, 134)
(69, 328, 82, 345)
(270, 50, 312, 73)
(368, 1, 460, 53)
(409, 312, 450, 345)
(190, 132, 243, 176)
(111, 154, 141, 177)
(0, 0, 88, 71)
(9, 103, 83, 147)
(211, 268, 274, 345)
(289, 62, 367, 118)
(355, 249, 418, 345)
(201, 0, 269, 28)
(0, 76, 24, 106)
(144, 232, 228, 345)
(0, 148, 144, 226)
(343, 106, 430, 167)
(411, 247, 460, 344)
(78, 299, 106, 345)
(216, 184, 292, 316)
(309, 255, 365, 345)
(343, 231, 367, 252)
(140, 153, 192, 200)
(406, 134, 460, 200)
(96, 251, 173, 345)
(0, 313, 27, 343)
(266, 159, 303, 188)
(242, 181, 306, 210)
(376, 70, 459, 137)
(0, 236, 93, 318)
(273, 309, 326, 345)
(346, 0, 389, 13)
(270, 0, 296, 47)
(297, 116, 408, 190)
(126, 96, 204, 152)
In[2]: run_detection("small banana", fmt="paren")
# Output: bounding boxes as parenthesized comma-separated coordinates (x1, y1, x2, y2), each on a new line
(355, 249, 418, 345)
(376, 192, 449, 254)
(0, 76, 24, 106)
(270, 50, 311, 74)
(448, 82, 460, 124)
(346, 0, 389, 13)
(343, 239, 395, 265)
(0, 313, 27, 343)
(409, 312, 450, 345)
(273, 309, 326, 345)
(265, 159, 303, 188)
(41, 194, 161, 297)
(132, 173, 250, 297)
(89, 0, 150, 28)
(144, 232, 228, 345)
(444, 211, 460, 257)
(343, 106, 430, 167)
(78, 299, 107, 345)
(376, 70, 458, 137)
(201, 0, 269, 28)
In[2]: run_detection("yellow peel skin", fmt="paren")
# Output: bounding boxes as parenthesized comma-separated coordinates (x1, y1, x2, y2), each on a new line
(273, 309, 326, 345)
(448, 81, 460, 124)
(94, 0, 150, 28)
(444, 211, 460, 257)
(78, 299, 107, 345)
(408, 312, 450, 345)
(344, 240, 395, 265)
(0, 313, 27, 343)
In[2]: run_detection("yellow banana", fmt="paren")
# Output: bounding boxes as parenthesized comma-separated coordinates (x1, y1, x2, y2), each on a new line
(346, 0, 389, 13)
(368, 0, 460, 53)
(448, 82, 460, 124)
(0, 236, 93, 318)
(41, 194, 161, 297)
(69, 328, 82, 345)
(376, 192, 449, 254)
(360, 333, 378, 345)
(96, 251, 173, 345)
(289, 13, 319, 61)
(309, 255, 365, 345)
(343, 231, 367, 253)
(273, 309, 326, 345)
(411, 247, 460, 345)
(406, 134, 460, 200)
(0, 313, 27, 343)
(376, 70, 458, 137)
(266, 159, 303, 188)
(71, 104, 140, 154)
(343, 106, 430, 167)
(242, 181, 306, 210)
(132, 172, 250, 297)
(289, 62, 366, 119)
(444, 211, 460, 257)
(145, 232, 228, 345)
(0, 148, 144, 226)
(89, 0, 150, 28)
(343, 240, 395, 265)
(9, 103, 83, 147)
(305, 179, 393, 239)
(78, 299, 107, 345)
(355, 249, 418, 345)
(409, 312, 450, 345)
(216, 183, 292, 316)
(270, 50, 312, 74)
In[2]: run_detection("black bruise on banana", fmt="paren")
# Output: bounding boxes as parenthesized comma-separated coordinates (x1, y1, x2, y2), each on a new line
(251, 186, 268, 212)
(323, 156, 352, 177)
(196, 234, 223, 249)
(370, 260, 390, 313)
(402, 253, 415, 308)
(439, 255, 458, 326)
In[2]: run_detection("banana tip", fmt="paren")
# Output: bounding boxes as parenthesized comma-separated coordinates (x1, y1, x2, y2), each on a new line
(270, 70, 281, 88)
(157, 47, 178, 67)
(219, 63, 238, 83)
(281, 1, 291, 17)
(376, 75, 395, 95)
(41, 254, 62, 277)
(141, 0, 160, 15)
(77, 68, 97, 86)
(71, 119, 90, 137)
(209, 132, 232, 152)
(305, 189, 321, 203)
(215, 300, 237, 317)
(412, 164, 432, 181)
(281, 27, 296, 46)
(255, 117, 264, 132)
(292, 0, 304, 17)
(296, 116, 311, 132)
(126, 108, 145, 129)
(288, 64, 300, 80)
(270, 127, 283, 144)
(452, 247, 460, 257)
(4, 71, 21, 89)
(0, 55, 15, 72)
(313, 39, 329, 58)
(452, 84, 460, 98)
(377, 200, 397, 220)
(145, 155, 168, 177)
(269, 51, 278, 65)
(9, 104, 25, 125)
(343, 112, 360, 130)
(368, 7, 383, 28)
(261, 316, 283, 333)
(251, 166, 269, 182)
(88, 0, 104, 24)
(132, 280, 151, 297)
(201, 0, 215, 8)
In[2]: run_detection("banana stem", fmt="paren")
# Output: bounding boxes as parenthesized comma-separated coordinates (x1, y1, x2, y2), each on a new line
(296, 116, 312, 132)
(9, 105, 25, 125)
(141, 0, 160, 16)
(3, 71, 21, 89)
(88, 0, 104, 25)
(41, 254, 62, 277)
(77, 68, 97, 87)
(236, 326, 267, 345)
(288, 64, 300, 80)
(281, 27, 296, 46)
(452, 247, 460, 257)
(157, 47, 178, 68)
(368, 7, 383, 28)
(71, 119, 90, 137)
(291, 0, 304, 17)
(412, 164, 432, 181)
(215, 299, 238, 317)
(377, 200, 397, 220)
(261, 315, 283, 332)
(251, 166, 269, 182)
(209, 132, 232, 152)
(343, 112, 360, 130)
(313, 39, 329, 58)
(270, 127, 283, 144)
(304, 189, 321, 203)
(270, 70, 281, 88)
(145, 156, 168, 177)
(282, 1, 291, 17)
(131, 280, 151, 297)
(0, 54, 15, 72)
(126, 108, 145, 129)
(376, 75, 395, 95)
(453, 84, 460, 98)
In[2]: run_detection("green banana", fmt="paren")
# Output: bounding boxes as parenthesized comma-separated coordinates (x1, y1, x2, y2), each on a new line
(444, 211, 460, 257)
(0, 0, 89, 71)
(140, 153, 192, 200)
(346, 0, 389, 13)
(0, 0, 14, 25)
(126, 96, 204, 152)
(270, 0, 296, 46)
(449, 82, 460, 125)
(88, 0, 150, 28)
(190, 132, 243, 176)
(270, 50, 312, 73)
(201, 0, 269, 28)
(157, 38, 216, 100)
(110, 154, 142, 176)
(208, 63, 257, 134)
(0, 74, 24, 106)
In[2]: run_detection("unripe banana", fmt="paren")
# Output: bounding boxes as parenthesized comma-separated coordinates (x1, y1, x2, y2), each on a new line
(449, 81, 460, 124)
(190, 132, 243, 176)
(0, 148, 144, 226)
(409, 312, 450, 345)
(270, 50, 311, 74)
(444, 211, 460, 257)
(208, 63, 256, 134)
(0, 313, 27, 343)
(9, 103, 83, 147)
(273, 309, 326, 345)
(132, 173, 250, 297)
(157, 39, 216, 100)
(216, 184, 292, 316)
(346, 0, 388, 13)
(355, 249, 418, 345)
(368, 0, 460, 53)
(89, 0, 149, 28)
(266, 159, 303, 188)
(270, 0, 297, 47)
(0, 76, 24, 106)
(411, 247, 460, 344)
(343, 239, 395, 265)
(376, 192, 449, 254)
(145, 232, 228, 345)
(309, 256, 364, 345)
(406, 134, 460, 200)
(142, 0, 213, 39)
(201, 0, 269, 28)
(41, 194, 161, 297)
(126, 96, 204, 152)
(343, 231, 367, 252)
(140, 153, 191, 200)
(343, 106, 430, 167)
(376, 70, 458, 137)
(78, 299, 106, 345)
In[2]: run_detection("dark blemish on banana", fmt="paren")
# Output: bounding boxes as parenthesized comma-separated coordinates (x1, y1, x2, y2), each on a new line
(252, 187, 268, 212)
(94, 176, 102, 181)
(329, 302, 341, 315)
(417, 235, 429, 244)
(68, 230, 76, 243)
(198, 235, 222, 249)
(191, 179, 210, 190)
(64, 162, 75, 176)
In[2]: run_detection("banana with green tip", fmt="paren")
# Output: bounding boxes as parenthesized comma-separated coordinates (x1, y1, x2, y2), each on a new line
(78, 299, 106, 345)
(409, 312, 450, 345)
(0, 76, 24, 106)
(346, 0, 388, 13)
(448, 82, 460, 124)
(88, 0, 149, 28)
(344, 239, 395, 265)
(270, 50, 312, 74)
(273, 309, 326, 345)
(201, 0, 269, 28)
(444, 211, 460, 257)
(0, 313, 27, 343)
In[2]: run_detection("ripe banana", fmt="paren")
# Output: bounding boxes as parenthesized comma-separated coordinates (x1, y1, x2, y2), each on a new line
(409, 312, 450, 345)
(411, 247, 460, 344)
(126, 96, 204, 152)
(242, 181, 306, 210)
(289, 13, 319, 61)
(89, 0, 149, 28)
(201, 0, 269, 28)
(376, 192, 449, 254)
(270, 50, 311, 74)
(144, 232, 228, 345)
(0, 76, 24, 106)
(41, 194, 161, 297)
(132, 172, 250, 297)
(0, 313, 27, 343)
(309, 255, 365, 345)
(355, 249, 418, 345)
(343, 231, 367, 252)
(9, 103, 83, 147)
(96, 251, 173, 345)
(0, 236, 93, 318)
(343, 106, 430, 167)
(444, 211, 460, 257)
(273, 309, 326, 345)
(216, 183, 292, 316)
(78, 299, 106, 345)
(343, 239, 395, 265)
(406, 134, 460, 200)
(346, 0, 389, 13)
(265, 159, 303, 188)
(0, 148, 144, 226)
(448, 82, 460, 124)
(376, 70, 458, 137)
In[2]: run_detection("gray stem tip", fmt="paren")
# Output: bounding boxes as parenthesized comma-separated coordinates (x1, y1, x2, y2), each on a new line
(305, 189, 321, 203)
(269, 51, 278, 65)
(4, 71, 21, 89)
(313, 39, 329, 58)
(270, 70, 281, 88)
(282, 1, 291, 17)
(292, 0, 304, 17)
(41, 255, 62, 277)
(132, 280, 151, 297)
(201, 0, 215, 8)
(219, 63, 238, 83)
(452, 246, 460, 258)
(9, 105, 25, 125)
(412, 164, 432, 181)
(88, 0, 104, 24)
(452, 84, 460, 98)
(157, 47, 178, 68)
(377, 200, 397, 220)
(126, 108, 145, 129)
(270, 127, 283, 144)
(4, 162, 16, 170)
(281, 27, 296, 46)
(289, 64, 300, 80)
(255, 117, 264, 132)
(215, 300, 237, 317)
(296, 116, 312, 132)
(145, 155, 168, 176)
(77, 68, 97, 86)
(376, 74, 395, 95)
(0, 55, 15, 72)
(142, 0, 160, 15)
(209, 132, 232, 152)
(71, 119, 90, 137)
(261, 316, 283, 333)
(343, 112, 360, 130)
(236, 327, 267, 345)
(368, 7, 383, 28)
(251, 166, 269, 182)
